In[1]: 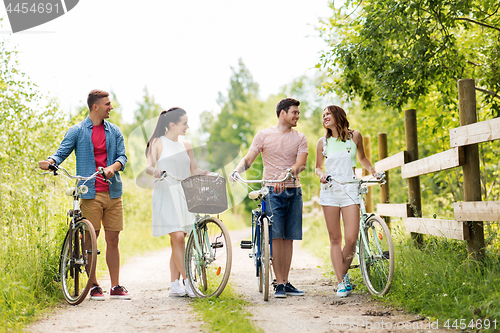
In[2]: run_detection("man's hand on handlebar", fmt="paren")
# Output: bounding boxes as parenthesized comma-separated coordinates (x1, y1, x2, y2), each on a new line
(38, 159, 56, 170)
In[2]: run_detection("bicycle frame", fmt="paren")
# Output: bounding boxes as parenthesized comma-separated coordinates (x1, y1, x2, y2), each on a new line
(191, 214, 216, 272)
(251, 196, 273, 277)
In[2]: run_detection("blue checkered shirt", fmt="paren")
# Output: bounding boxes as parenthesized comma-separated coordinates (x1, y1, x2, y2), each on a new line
(49, 117, 128, 199)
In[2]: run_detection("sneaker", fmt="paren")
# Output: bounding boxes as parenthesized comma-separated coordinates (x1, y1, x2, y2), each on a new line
(169, 279, 186, 297)
(274, 283, 287, 298)
(337, 282, 348, 297)
(285, 282, 305, 296)
(89, 285, 105, 301)
(110, 285, 131, 300)
(343, 274, 352, 295)
(183, 279, 196, 298)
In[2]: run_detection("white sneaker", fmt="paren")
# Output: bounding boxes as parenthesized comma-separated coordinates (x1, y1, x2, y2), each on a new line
(337, 282, 348, 297)
(183, 279, 196, 298)
(169, 279, 186, 297)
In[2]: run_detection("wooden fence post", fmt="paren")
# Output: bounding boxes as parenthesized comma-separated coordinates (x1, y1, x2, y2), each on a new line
(378, 132, 390, 228)
(362, 136, 373, 213)
(405, 109, 423, 244)
(458, 79, 484, 260)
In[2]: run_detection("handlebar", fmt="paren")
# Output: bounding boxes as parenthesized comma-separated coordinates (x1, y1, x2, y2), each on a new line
(155, 171, 221, 184)
(232, 168, 295, 185)
(325, 172, 386, 186)
(43, 164, 111, 185)
(156, 171, 185, 183)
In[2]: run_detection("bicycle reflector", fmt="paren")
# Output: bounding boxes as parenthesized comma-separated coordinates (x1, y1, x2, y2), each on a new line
(378, 233, 383, 240)
(216, 267, 221, 276)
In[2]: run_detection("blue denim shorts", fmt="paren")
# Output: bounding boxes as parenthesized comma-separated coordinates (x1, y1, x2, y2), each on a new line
(265, 187, 303, 240)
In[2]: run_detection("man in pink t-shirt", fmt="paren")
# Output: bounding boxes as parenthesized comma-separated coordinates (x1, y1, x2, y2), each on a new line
(232, 98, 308, 298)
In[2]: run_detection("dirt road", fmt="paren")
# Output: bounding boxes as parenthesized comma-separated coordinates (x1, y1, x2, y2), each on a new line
(28, 229, 450, 332)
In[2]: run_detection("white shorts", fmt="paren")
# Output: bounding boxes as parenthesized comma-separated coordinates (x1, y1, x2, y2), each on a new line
(319, 183, 360, 207)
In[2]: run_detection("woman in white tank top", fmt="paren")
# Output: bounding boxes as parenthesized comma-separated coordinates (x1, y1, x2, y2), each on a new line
(145, 107, 213, 297)
(315, 105, 378, 298)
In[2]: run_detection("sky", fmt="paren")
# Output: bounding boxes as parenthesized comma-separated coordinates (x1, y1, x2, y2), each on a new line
(0, 0, 334, 130)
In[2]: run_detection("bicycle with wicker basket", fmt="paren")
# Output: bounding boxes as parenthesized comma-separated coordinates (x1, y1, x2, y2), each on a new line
(156, 171, 232, 297)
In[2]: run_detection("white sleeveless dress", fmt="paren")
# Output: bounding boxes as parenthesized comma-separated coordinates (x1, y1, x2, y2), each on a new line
(151, 136, 193, 236)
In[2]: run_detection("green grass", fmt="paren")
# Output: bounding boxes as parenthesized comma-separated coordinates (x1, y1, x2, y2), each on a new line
(384, 225, 500, 331)
(190, 284, 263, 333)
(302, 215, 500, 332)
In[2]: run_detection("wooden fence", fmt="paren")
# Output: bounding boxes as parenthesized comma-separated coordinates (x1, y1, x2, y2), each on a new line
(375, 79, 499, 259)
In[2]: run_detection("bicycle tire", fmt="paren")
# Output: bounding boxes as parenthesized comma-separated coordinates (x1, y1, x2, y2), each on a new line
(359, 215, 394, 296)
(59, 219, 97, 305)
(261, 217, 270, 301)
(255, 222, 263, 293)
(185, 217, 232, 297)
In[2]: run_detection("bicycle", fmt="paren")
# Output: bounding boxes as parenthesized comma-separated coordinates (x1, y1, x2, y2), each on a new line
(156, 171, 232, 298)
(232, 169, 294, 301)
(325, 172, 394, 296)
(42, 164, 108, 305)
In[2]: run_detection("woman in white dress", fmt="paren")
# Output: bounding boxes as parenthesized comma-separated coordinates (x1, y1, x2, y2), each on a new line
(145, 107, 212, 297)
(315, 105, 378, 298)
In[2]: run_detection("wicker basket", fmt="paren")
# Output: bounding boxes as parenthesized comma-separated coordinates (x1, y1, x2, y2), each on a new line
(181, 175, 228, 214)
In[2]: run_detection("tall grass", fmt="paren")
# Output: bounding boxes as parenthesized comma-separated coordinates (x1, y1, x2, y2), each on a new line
(0, 38, 75, 330)
(385, 225, 500, 327)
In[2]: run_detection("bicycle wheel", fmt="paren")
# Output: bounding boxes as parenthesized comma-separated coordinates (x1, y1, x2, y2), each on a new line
(261, 217, 270, 301)
(185, 217, 232, 297)
(359, 215, 394, 296)
(59, 219, 97, 305)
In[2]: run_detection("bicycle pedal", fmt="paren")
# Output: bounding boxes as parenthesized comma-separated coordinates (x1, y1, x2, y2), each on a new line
(349, 265, 359, 269)
(240, 240, 252, 249)
(86, 249, 101, 255)
(211, 242, 224, 249)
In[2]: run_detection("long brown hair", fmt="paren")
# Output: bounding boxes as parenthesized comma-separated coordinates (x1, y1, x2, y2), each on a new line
(145, 107, 186, 157)
(323, 105, 350, 142)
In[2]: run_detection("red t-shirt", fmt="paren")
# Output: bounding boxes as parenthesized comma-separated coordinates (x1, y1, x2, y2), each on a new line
(92, 123, 109, 192)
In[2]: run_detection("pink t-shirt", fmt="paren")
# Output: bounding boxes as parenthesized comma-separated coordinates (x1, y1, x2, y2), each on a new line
(249, 126, 308, 187)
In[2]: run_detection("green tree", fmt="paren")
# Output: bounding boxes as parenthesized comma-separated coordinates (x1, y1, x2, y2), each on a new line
(318, 0, 500, 114)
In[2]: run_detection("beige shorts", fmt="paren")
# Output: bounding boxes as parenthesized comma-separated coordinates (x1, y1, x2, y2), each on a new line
(80, 192, 124, 232)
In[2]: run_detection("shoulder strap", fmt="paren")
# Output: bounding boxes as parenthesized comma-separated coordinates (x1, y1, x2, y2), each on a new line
(345, 131, 352, 153)
(322, 136, 327, 158)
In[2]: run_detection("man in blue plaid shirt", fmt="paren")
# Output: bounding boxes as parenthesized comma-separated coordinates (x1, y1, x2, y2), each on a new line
(39, 89, 130, 300)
